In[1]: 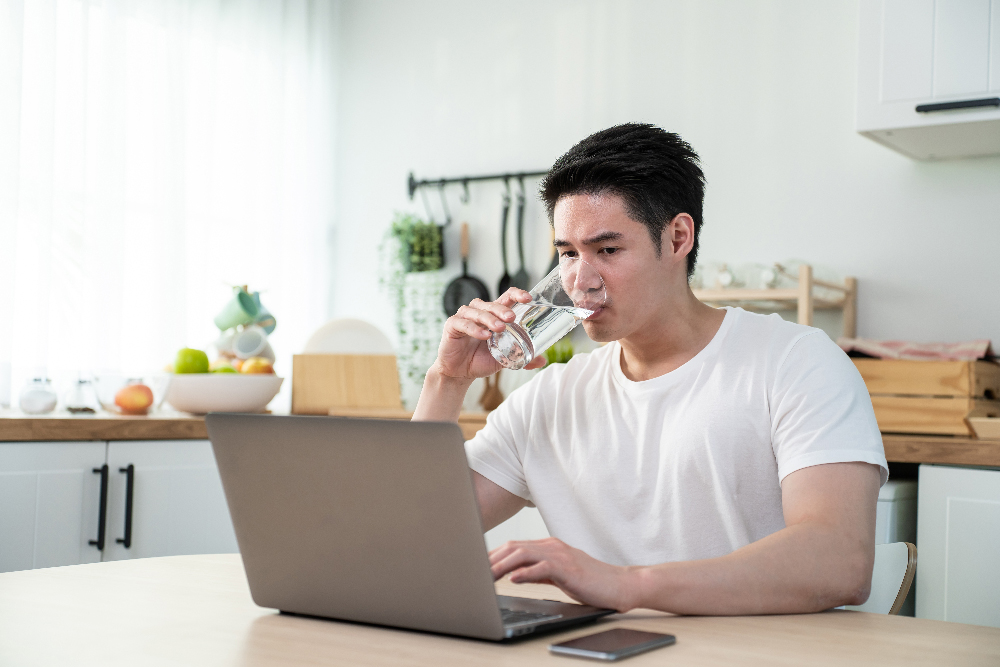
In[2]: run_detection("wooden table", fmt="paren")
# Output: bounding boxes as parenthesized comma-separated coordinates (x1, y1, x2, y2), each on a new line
(1, 555, 997, 666)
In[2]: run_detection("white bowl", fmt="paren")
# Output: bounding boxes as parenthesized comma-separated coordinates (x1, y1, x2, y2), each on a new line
(164, 374, 284, 414)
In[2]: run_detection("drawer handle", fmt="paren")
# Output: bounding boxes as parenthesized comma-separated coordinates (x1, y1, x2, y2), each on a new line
(115, 464, 135, 549)
(88, 465, 109, 551)
(915, 97, 1000, 113)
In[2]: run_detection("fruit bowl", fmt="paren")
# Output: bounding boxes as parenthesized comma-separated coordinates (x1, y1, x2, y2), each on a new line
(164, 374, 283, 414)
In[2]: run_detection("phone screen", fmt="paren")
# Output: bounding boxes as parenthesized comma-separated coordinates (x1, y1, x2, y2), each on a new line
(549, 628, 676, 660)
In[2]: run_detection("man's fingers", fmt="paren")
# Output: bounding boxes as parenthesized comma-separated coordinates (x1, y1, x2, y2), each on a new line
(488, 540, 535, 564)
(468, 298, 516, 323)
(509, 561, 554, 585)
(497, 288, 532, 307)
(490, 547, 541, 580)
(445, 315, 490, 340)
(456, 305, 506, 334)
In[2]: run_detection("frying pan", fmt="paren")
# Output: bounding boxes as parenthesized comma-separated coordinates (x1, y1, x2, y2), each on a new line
(443, 223, 491, 316)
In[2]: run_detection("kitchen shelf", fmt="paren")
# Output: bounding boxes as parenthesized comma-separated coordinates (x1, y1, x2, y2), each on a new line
(693, 263, 857, 338)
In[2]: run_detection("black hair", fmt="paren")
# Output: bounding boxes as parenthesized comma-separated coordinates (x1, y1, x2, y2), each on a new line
(540, 123, 705, 277)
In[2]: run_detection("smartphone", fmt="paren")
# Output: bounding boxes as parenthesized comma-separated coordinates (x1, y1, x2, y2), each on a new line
(548, 628, 676, 661)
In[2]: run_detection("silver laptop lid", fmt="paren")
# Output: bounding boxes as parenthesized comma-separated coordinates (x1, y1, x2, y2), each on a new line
(207, 414, 506, 640)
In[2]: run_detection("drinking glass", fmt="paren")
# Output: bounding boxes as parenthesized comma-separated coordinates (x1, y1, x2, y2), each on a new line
(488, 258, 606, 370)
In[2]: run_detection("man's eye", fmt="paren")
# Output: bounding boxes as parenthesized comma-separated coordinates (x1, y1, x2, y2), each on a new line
(600, 247, 619, 255)
(560, 251, 578, 259)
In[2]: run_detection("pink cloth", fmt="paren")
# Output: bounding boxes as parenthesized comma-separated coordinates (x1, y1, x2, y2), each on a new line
(836, 338, 993, 361)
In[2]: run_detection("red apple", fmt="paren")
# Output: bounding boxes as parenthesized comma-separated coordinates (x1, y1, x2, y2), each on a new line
(115, 384, 154, 415)
(240, 357, 274, 374)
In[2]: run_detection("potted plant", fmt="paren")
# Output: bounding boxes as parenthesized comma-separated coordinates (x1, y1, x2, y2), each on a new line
(379, 213, 444, 407)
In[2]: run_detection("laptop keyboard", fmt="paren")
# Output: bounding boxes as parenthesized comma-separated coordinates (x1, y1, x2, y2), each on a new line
(500, 607, 563, 628)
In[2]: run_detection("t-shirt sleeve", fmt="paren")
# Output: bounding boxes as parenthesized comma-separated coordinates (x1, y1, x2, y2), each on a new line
(464, 374, 540, 503)
(770, 331, 888, 486)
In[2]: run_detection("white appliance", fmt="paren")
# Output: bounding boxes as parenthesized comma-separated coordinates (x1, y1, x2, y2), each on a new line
(876, 480, 918, 545)
(875, 479, 917, 616)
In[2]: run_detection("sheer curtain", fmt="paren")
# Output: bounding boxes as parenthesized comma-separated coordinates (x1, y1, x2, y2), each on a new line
(0, 0, 337, 409)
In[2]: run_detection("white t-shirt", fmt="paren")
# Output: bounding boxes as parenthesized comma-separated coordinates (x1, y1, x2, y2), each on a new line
(465, 307, 887, 567)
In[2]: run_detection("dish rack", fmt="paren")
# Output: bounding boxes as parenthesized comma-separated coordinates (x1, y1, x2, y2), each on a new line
(692, 263, 857, 338)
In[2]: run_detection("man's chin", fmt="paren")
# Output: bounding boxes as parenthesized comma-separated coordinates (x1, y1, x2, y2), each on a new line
(581, 321, 617, 344)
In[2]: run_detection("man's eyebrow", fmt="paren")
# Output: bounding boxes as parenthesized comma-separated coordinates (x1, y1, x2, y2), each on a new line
(553, 231, 624, 247)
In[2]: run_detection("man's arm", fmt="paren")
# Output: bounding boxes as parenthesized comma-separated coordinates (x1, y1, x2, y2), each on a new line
(488, 461, 880, 614)
(410, 287, 541, 528)
(474, 472, 528, 531)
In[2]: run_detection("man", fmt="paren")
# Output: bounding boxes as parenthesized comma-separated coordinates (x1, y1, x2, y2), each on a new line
(412, 123, 887, 615)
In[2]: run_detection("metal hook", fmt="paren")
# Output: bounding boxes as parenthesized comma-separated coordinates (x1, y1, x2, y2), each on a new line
(437, 181, 452, 228)
(517, 175, 525, 203)
(419, 187, 437, 225)
(502, 176, 511, 203)
(460, 179, 470, 204)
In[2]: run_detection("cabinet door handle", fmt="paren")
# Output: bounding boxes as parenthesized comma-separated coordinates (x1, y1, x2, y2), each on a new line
(88, 465, 109, 551)
(916, 97, 1000, 113)
(115, 464, 135, 549)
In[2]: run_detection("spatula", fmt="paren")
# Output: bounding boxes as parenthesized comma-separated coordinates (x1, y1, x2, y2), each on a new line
(497, 190, 512, 295)
(511, 186, 530, 290)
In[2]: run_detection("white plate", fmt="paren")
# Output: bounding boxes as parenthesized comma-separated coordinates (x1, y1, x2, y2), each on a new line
(165, 374, 284, 414)
(303, 318, 394, 354)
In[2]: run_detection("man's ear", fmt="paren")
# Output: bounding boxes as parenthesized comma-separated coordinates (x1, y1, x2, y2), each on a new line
(665, 213, 695, 258)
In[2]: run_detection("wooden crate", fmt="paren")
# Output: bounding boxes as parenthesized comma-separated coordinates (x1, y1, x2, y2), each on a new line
(853, 359, 1000, 436)
(869, 396, 1000, 436)
(292, 354, 402, 415)
(852, 359, 1000, 398)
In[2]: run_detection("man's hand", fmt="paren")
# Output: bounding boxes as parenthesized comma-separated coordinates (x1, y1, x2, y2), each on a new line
(488, 537, 638, 612)
(413, 288, 548, 424)
(433, 288, 547, 381)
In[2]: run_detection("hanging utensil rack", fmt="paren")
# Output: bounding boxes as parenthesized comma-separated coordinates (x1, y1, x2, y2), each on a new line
(407, 170, 548, 201)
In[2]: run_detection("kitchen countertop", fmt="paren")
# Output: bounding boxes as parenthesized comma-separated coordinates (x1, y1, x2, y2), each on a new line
(2, 410, 999, 467)
(0, 409, 490, 442)
(0, 410, 209, 441)
(881, 433, 1000, 467)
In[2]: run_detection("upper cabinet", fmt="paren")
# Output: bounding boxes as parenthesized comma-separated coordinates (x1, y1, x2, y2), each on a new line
(857, 0, 1000, 159)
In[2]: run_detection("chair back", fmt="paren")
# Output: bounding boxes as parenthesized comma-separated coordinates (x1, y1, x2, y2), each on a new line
(845, 542, 917, 615)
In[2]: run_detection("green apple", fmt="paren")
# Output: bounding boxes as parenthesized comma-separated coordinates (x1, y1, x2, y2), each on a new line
(175, 348, 209, 374)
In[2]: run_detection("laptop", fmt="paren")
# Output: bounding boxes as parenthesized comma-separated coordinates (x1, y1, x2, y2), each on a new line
(205, 413, 614, 640)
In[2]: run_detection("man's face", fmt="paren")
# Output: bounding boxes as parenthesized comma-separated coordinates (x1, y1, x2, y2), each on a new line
(552, 192, 687, 342)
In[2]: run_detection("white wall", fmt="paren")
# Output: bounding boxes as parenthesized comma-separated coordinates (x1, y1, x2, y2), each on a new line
(332, 0, 1000, 364)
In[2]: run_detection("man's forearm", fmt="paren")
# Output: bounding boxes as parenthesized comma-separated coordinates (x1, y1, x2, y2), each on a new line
(411, 366, 474, 423)
(628, 521, 873, 615)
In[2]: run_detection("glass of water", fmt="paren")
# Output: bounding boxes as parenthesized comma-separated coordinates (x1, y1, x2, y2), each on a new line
(488, 258, 606, 370)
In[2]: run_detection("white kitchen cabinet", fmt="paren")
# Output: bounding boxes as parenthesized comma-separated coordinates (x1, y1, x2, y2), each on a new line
(857, 0, 1000, 159)
(0, 438, 237, 571)
(0, 441, 107, 572)
(102, 440, 237, 561)
(916, 464, 1000, 627)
